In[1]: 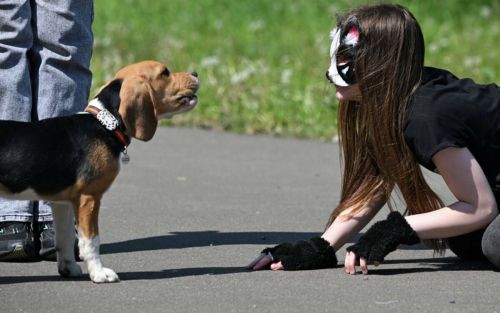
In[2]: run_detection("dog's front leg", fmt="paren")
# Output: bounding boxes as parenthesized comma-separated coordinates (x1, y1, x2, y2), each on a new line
(76, 194, 119, 283)
(52, 203, 82, 278)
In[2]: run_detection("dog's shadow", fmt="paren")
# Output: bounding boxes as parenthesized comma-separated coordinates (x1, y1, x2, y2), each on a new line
(0, 266, 250, 284)
(0, 231, 318, 284)
(0, 257, 494, 284)
(1, 232, 495, 284)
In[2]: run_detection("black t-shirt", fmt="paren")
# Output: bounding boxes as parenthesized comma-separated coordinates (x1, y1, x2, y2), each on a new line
(404, 67, 500, 193)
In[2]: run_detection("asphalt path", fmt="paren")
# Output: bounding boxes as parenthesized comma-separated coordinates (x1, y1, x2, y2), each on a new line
(1, 127, 498, 313)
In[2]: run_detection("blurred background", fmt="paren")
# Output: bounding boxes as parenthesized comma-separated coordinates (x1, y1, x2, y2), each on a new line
(91, 0, 499, 141)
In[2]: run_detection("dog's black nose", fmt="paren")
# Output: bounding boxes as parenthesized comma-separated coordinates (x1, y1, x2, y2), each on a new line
(191, 71, 198, 77)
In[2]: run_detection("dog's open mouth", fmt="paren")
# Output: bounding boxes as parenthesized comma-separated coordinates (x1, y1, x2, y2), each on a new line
(163, 94, 198, 119)
(180, 94, 198, 109)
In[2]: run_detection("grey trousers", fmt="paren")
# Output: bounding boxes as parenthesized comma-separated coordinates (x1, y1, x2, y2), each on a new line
(0, 0, 93, 222)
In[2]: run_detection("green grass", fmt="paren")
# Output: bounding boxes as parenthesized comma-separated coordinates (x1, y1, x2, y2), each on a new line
(92, 0, 499, 140)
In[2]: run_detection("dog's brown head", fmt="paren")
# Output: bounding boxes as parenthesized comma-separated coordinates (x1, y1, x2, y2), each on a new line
(104, 60, 199, 141)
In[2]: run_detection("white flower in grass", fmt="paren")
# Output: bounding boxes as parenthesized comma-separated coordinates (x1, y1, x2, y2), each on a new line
(428, 43, 438, 53)
(464, 56, 482, 69)
(480, 6, 492, 18)
(163, 36, 185, 50)
(249, 20, 265, 32)
(231, 66, 256, 85)
(281, 69, 293, 84)
(201, 56, 221, 68)
(214, 20, 223, 30)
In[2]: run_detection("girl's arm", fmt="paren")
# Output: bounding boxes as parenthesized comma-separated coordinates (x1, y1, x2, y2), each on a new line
(406, 147, 498, 239)
(322, 196, 386, 251)
(344, 147, 498, 275)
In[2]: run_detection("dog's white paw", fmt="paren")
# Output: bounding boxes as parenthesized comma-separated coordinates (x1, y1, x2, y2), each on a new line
(58, 260, 83, 278)
(90, 267, 120, 283)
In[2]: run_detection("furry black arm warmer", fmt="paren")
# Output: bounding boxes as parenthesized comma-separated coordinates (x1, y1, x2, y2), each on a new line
(346, 211, 420, 262)
(262, 237, 338, 270)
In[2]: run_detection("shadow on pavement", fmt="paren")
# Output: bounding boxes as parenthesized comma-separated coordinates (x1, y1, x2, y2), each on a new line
(118, 266, 249, 281)
(100, 230, 432, 255)
(118, 257, 497, 281)
(367, 257, 496, 275)
(5, 232, 492, 284)
(0, 275, 85, 285)
(101, 231, 320, 254)
(1, 256, 495, 285)
(0, 267, 250, 284)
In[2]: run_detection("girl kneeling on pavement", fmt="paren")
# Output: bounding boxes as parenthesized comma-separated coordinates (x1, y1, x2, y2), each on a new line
(249, 3, 500, 274)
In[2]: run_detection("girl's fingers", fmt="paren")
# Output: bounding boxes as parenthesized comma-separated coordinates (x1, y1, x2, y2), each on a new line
(270, 261, 284, 271)
(344, 251, 357, 274)
(360, 257, 368, 275)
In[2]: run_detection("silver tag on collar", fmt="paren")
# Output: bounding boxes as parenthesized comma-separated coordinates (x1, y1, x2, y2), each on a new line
(121, 148, 130, 164)
(96, 109, 119, 131)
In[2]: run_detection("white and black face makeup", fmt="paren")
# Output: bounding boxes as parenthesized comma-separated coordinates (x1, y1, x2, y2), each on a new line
(326, 17, 361, 86)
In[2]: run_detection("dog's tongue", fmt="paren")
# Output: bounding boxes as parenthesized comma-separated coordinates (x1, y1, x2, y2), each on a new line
(188, 97, 198, 106)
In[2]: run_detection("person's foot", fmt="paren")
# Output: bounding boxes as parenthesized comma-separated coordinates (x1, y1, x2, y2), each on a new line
(37, 222, 81, 262)
(38, 222, 57, 260)
(0, 222, 39, 262)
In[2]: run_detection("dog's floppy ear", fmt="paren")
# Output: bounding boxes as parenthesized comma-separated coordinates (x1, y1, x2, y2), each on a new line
(118, 76, 157, 141)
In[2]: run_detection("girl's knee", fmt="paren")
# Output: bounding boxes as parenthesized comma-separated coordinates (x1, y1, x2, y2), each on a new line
(482, 216, 500, 269)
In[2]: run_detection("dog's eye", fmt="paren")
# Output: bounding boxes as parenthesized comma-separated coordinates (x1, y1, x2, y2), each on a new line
(160, 68, 170, 77)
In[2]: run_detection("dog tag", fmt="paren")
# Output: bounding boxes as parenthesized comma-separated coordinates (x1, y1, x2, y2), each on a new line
(121, 149, 130, 164)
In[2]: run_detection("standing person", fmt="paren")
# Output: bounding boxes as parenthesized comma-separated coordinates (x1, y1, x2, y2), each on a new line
(249, 3, 500, 273)
(0, 0, 93, 261)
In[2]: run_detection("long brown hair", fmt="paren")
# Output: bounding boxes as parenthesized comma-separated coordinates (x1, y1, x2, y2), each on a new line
(327, 4, 444, 250)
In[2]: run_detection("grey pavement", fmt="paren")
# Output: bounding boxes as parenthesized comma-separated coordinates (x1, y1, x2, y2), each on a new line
(1, 127, 498, 313)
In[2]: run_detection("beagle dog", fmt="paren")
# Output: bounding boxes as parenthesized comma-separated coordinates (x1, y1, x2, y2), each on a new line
(0, 61, 199, 283)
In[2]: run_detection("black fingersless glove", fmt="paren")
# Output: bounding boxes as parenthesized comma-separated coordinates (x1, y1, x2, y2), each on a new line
(262, 236, 338, 270)
(346, 211, 420, 262)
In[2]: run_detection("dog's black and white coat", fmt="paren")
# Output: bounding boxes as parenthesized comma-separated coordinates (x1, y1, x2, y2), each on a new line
(0, 61, 199, 282)
(0, 80, 124, 197)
